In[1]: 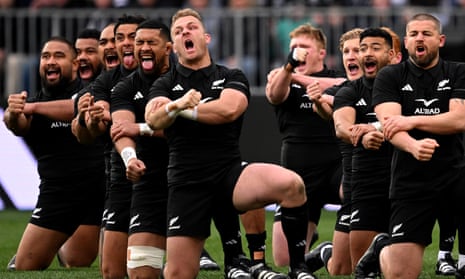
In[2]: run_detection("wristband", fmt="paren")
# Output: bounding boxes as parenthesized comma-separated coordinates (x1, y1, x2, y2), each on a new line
(138, 123, 154, 136)
(164, 102, 179, 118)
(177, 106, 198, 121)
(287, 48, 301, 70)
(371, 121, 382, 132)
(121, 147, 137, 167)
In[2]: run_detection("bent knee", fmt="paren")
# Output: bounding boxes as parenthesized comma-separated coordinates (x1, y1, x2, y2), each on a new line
(281, 172, 306, 207)
(127, 246, 165, 270)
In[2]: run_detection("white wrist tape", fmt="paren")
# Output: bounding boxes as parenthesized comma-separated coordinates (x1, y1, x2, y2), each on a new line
(292, 48, 299, 61)
(371, 121, 382, 132)
(177, 106, 198, 121)
(164, 101, 179, 118)
(121, 147, 137, 167)
(138, 123, 154, 136)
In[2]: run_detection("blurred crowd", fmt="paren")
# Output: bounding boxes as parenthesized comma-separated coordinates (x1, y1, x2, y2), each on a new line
(1, 0, 465, 106)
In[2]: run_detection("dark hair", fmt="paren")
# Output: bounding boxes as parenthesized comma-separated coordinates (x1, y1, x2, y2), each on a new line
(114, 14, 147, 36)
(137, 19, 171, 42)
(77, 28, 100, 40)
(360, 28, 393, 49)
(42, 36, 77, 58)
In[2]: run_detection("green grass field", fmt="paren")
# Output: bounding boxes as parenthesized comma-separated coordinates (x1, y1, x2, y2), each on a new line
(0, 209, 443, 278)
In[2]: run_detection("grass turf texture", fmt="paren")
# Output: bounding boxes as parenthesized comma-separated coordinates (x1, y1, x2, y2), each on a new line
(0, 209, 442, 278)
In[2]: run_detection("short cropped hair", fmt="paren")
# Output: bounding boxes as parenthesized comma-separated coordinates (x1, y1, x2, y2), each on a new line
(289, 23, 327, 50)
(137, 19, 171, 42)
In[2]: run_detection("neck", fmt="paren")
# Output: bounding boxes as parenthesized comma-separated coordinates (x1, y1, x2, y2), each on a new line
(179, 53, 211, 70)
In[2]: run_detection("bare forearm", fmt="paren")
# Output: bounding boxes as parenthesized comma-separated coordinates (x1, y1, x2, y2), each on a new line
(388, 131, 416, 154)
(266, 67, 292, 105)
(26, 99, 75, 121)
(410, 112, 465, 134)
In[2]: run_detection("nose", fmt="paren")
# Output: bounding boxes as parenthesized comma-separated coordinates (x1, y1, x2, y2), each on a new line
(46, 56, 57, 65)
(141, 42, 151, 51)
(78, 52, 88, 61)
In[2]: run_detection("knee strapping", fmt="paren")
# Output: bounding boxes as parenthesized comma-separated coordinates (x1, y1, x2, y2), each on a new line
(127, 246, 165, 269)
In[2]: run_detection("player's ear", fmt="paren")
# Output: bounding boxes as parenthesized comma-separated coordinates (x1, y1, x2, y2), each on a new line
(72, 57, 79, 72)
(439, 34, 446, 48)
(204, 33, 211, 45)
(165, 42, 173, 56)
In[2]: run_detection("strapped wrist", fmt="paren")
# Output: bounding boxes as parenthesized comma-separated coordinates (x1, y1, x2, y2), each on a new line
(177, 106, 198, 121)
(121, 147, 137, 167)
(164, 101, 180, 118)
(139, 123, 154, 136)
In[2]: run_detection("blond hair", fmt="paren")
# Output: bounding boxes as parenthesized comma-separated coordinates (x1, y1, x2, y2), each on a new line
(289, 23, 327, 49)
(171, 8, 204, 28)
(338, 28, 364, 52)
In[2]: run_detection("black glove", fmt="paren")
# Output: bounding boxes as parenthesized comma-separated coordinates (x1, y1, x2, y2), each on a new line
(287, 48, 302, 69)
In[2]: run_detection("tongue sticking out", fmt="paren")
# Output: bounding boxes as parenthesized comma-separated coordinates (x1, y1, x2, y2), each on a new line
(142, 60, 154, 71)
(123, 55, 134, 66)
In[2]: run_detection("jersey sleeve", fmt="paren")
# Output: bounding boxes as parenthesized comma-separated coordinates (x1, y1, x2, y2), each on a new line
(224, 68, 250, 100)
(451, 62, 465, 99)
(333, 82, 357, 111)
(89, 70, 113, 103)
(372, 64, 402, 107)
(148, 73, 172, 101)
(110, 76, 134, 114)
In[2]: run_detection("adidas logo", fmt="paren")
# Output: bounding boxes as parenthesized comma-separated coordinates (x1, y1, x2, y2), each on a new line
(401, 84, 413, 91)
(133, 91, 143, 100)
(172, 84, 184, 91)
(355, 98, 367, 106)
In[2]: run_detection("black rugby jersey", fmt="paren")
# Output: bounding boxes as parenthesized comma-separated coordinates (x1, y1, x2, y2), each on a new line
(334, 77, 392, 201)
(24, 78, 104, 180)
(148, 62, 250, 184)
(372, 59, 465, 198)
(88, 64, 135, 177)
(325, 81, 354, 201)
(273, 66, 345, 165)
(111, 67, 168, 172)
